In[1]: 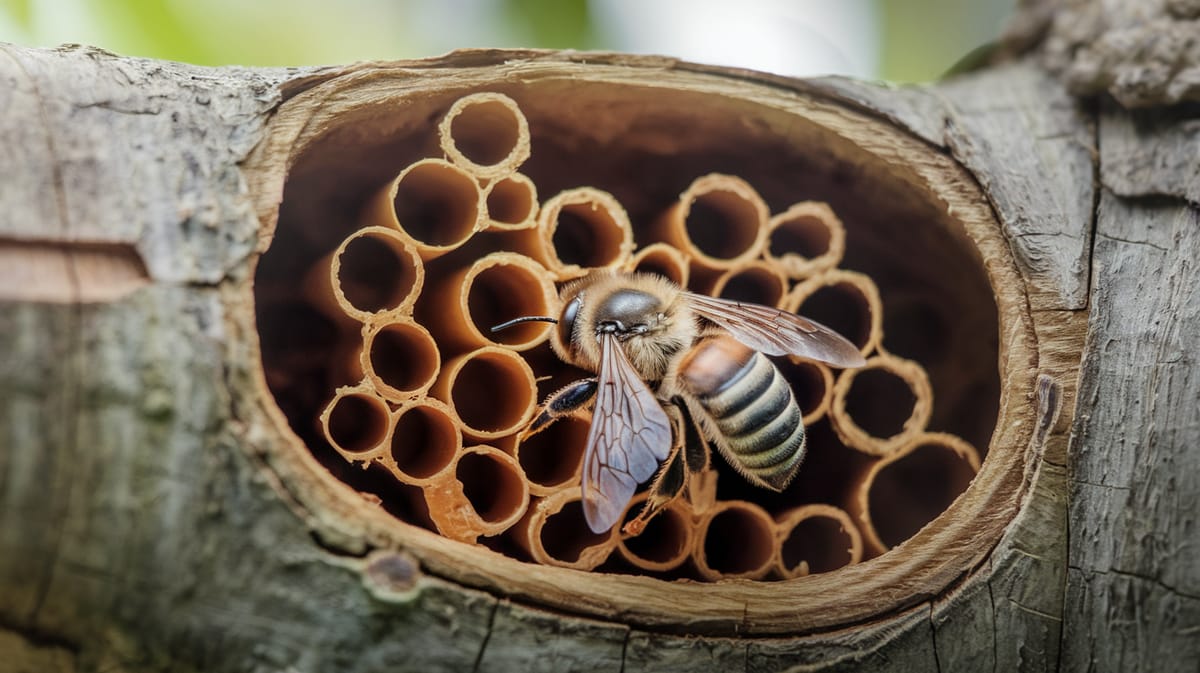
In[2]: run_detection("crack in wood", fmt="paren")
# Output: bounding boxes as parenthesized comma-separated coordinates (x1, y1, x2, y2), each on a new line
(1072, 565, 1200, 602)
(929, 604, 944, 673)
(472, 599, 501, 673)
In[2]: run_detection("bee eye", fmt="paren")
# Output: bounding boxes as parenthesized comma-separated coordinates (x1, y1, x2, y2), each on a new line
(558, 295, 582, 347)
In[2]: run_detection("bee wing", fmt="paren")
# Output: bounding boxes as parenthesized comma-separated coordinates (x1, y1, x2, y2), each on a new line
(581, 332, 672, 533)
(684, 292, 867, 368)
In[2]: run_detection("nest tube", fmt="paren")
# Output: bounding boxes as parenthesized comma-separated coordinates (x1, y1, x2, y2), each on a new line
(313, 226, 424, 323)
(765, 201, 847, 279)
(514, 414, 589, 497)
(361, 317, 440, 401)
(785, 269, 884, 357)
(625, 242, 690, 287)
(692, 500, 777, 581)
(423, 444, 530, 543)
(361, 158, 485, 260)
(774, 504, 863, 578)
(536, 187, 635, 281)
(831, 353, 934, 456)
(849, 432, 982, 556)
(616, 492, 695, 573)
(708, 259, 790, 308)
(513, 487, 618, 570)
(431, 346, 538, 441)
(482, 172, 539, 231)
(418, 252, 557, 354)
(437, 92, 532, 181)
(319, 383, 393, 464)
(384, 398, 462, 486)
(776, 357, 835, 426)
(653, 173, 769, 279)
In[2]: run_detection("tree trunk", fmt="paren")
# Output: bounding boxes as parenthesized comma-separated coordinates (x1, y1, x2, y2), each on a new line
(1, 10, 1197, 672)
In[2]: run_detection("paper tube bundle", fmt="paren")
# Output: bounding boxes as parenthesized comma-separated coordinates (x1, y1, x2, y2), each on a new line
(299, 91, 988, 580)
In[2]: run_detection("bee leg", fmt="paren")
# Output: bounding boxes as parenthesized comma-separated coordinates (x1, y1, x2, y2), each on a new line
(622, 404, 688, 536)
(674, 396, 718, 512)
(674, 396, 711, 475)
(521, 378, 598, 440)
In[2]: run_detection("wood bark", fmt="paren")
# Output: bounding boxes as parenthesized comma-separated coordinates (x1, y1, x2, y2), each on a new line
(1, 22, 1197, 673)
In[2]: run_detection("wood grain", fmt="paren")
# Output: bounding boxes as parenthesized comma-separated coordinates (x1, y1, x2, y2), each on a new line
(4, 41, 1192, 672)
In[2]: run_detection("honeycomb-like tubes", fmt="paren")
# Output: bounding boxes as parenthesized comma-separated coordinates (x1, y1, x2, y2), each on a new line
(849, 432, 981, 556)
(652, 173, 769, 276)
(418, 252, 557, 353)
(438, 92, 532, 181)
(765, 201, 846, 279)
(269, 90, 998, 583)
(830, 354, 934, 456)
(362, 158, 485, 260)
(692, 500, 776, 581)
(423, 444, 530, 543)
(515, 488, 618, 570)
(536, 187, 635, 281)
(775, 504, 863, 578)
(483, 172, 539, 231)
(362, 318, 440, 401)
(314, 226, 424, 323)
(616, 492, 694, 573)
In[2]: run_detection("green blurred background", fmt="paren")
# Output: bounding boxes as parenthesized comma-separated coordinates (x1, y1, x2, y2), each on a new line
(0, 0, 1014, 82)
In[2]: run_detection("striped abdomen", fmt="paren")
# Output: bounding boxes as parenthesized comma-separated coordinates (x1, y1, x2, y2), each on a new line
(677, 336, 806, 490)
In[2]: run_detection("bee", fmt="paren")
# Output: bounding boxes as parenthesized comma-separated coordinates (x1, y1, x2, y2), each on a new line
(492, 271, 866, 535)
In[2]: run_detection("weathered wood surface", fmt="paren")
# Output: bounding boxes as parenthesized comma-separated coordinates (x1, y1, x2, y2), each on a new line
(1004, 0, 1200, 107)
(0, 40, 1197, 673)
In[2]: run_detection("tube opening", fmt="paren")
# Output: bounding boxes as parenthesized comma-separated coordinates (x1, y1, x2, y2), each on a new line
(392, 162, 480, 248)
(867, 439, 980, 549)
(485, 174, 537, 227)
(516, 415, 588, 491)
(457, 450, 527, 523)
(467, 261, 552, 348)
(336, 231, 420, 315)
(448, 99, 523, 167)
(551, 205, 625, 269)
(390, 403, 459, 480)
(685, 190, 762, 261)
(780, 514, 854, 575)
(449, 350, 535, 435)
(627, 243, 688, 286)
(620, 501, 690, 569)
(793, 282, 872, 352)
(714, 264, 787, 307)
(540, 498, 612, 564)
(844, 368, 918, 440)
(366, 321, 439, 397)
(325, 391, 390, 454)
(770, 213, 832, 262)
(700, 504, 774, 577)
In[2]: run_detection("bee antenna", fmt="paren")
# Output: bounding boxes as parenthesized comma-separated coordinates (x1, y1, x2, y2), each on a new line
(490, 315, 558, 333)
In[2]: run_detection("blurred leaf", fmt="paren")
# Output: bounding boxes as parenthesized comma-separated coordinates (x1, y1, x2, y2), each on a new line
(89, 0, 214, 64)
(504, 0, 595, 49)
(2, 0, 32, 29)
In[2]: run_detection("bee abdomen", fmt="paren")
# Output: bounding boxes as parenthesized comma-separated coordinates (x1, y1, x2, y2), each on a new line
(679, 338, 806, 488)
